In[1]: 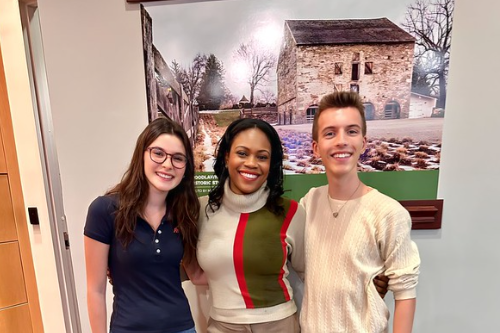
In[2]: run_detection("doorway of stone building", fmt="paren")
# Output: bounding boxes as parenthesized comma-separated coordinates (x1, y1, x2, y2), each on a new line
(363, 102, 375, 120)
(384, 100, 401, 119)
(19, 1, 82, 332)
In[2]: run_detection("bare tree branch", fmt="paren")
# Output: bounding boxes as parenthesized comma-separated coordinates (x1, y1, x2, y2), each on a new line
(255, 89, 277, 105)
(402, 0, 454, 108)
(235, 40, 277, 105)
(171, 54, 207, 109)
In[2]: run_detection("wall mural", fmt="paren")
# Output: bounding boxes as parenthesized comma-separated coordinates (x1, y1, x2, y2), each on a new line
(140, 0, 454, 200)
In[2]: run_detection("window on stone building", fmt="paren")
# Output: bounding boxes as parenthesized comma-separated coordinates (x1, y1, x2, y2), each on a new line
(335, 62, 343, 75)
(350, 84, 359, 93)
(365, 62, 373, 74)
(306, 105, 318, 123)
(352, 52, 360, 61)
(351, 63, 359, 81)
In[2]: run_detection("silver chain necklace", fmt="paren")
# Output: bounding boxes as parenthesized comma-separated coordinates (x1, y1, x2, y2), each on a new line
(327, 180, 362, 218)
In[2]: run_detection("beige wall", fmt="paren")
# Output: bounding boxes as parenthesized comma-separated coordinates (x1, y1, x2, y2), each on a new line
(0, 1, 65, 332)
(36, 0, 148, 332)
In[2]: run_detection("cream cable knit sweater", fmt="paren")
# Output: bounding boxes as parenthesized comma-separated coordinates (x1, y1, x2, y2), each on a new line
(300, 186, 420, 333)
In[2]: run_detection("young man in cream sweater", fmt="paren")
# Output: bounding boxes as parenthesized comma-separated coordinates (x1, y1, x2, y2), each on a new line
(299, 92, 421, 333)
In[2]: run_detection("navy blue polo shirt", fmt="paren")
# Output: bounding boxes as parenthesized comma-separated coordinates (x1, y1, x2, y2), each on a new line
(84, 195, 194, 333)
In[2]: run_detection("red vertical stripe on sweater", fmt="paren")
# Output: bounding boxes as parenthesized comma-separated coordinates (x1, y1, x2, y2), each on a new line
(278, 200, 298, 301)
(233, 213, 254, 308)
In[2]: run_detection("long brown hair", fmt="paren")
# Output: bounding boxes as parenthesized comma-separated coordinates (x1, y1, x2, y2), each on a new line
(106, 117, 199, 263)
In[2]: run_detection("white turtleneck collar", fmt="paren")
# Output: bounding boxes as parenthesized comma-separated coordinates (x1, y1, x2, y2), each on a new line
(222, 180, 269, 213)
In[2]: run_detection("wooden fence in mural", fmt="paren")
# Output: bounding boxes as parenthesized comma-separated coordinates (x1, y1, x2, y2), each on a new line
(240, 106, 278, 123)
(142, 7, 198, 144)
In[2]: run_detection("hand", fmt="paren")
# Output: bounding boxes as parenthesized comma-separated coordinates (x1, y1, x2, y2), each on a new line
(373, 274, 389, 299)
(107, 268, 113, 286)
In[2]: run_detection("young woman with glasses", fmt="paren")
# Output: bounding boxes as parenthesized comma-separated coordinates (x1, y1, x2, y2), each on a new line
(84, 117, 203, 333)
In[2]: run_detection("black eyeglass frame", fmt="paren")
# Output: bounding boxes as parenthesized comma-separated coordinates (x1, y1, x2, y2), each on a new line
(146, 147, 188, 169)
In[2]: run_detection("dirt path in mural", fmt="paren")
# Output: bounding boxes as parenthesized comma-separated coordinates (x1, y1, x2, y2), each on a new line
(194, 114, 224, 172)
(201, 124, 216, 171)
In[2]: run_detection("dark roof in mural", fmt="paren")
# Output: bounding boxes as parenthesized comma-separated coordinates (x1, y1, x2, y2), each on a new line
(286, 18, 415, 45)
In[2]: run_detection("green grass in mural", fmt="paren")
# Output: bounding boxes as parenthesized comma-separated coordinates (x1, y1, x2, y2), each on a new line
(283, 170, 439, 201)
(212, 111, 240, 127)
(196, 170, 439, 202)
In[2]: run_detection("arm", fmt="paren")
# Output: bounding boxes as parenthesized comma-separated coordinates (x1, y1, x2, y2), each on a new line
(393, 298, 416, 333)
(288, 201, 306, 281)
(84, 236, 110, 333)
(379, 206, 420, 332)
(182, 258, 208, 285)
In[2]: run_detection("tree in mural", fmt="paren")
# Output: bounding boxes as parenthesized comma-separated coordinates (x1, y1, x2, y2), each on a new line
(411, 59, 433, 96)
(171, 54, 207, 110)
(170, 59, 184, 84)
(257, 89, 277, 105)
(403, 0, 454, 109)
(197, 54, 226, 110)
(222, 89, 239, 109)
(235, 40, 277, 106)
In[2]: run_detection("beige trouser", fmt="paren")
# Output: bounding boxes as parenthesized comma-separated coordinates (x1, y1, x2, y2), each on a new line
(207, 313, 300, 333)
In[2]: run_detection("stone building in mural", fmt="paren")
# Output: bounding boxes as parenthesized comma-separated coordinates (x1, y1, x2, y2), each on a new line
(277, 18, 415, 124)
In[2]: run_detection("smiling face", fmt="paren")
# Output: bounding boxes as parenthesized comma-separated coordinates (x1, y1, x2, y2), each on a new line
(225, 128, 271, 195)
(144, 133, 186, 198)
(313, 107, 367, 181)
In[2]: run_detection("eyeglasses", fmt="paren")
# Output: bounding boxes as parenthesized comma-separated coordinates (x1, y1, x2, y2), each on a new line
(146, 147, 188, 169)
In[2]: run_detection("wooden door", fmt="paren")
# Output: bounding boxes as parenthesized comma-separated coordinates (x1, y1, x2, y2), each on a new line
(0, 39, 43, 332)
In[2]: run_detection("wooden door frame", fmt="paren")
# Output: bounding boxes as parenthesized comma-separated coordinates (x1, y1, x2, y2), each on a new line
(0, 38, 44, 333)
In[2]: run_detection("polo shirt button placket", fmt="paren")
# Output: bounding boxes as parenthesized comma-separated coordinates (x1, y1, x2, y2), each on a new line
(155, 221, 164, 255)
(155, 228, 162, 255)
